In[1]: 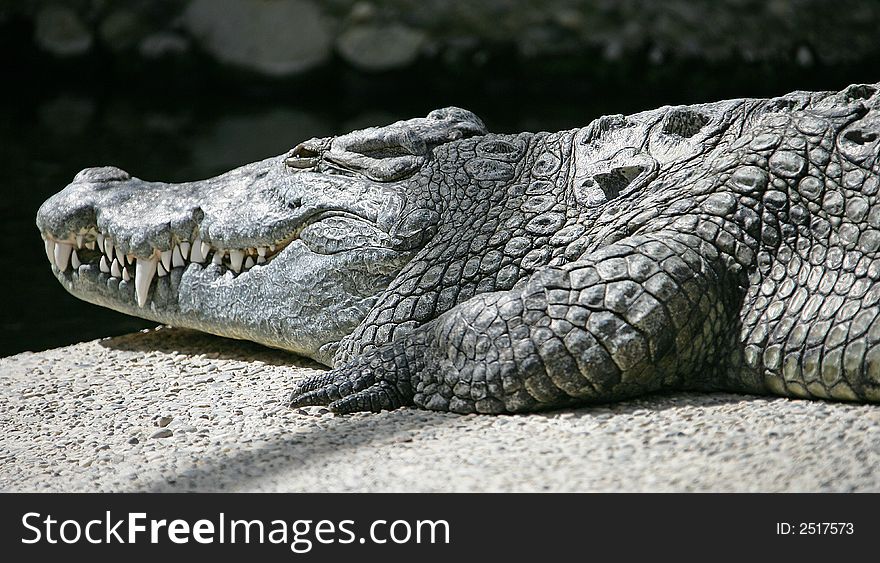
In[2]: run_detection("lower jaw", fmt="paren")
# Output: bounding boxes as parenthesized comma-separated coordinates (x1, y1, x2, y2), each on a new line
(54, 243, 412, 363)
(57, 261, 329, 359)
(56, 261, 228, 338)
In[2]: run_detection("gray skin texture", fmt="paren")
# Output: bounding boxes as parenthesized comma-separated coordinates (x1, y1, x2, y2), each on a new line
(38, 83, 880, 414)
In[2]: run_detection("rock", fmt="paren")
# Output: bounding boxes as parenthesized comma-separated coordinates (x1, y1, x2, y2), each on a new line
(34, 5, 93, 56)
(348, 2, 377, 24)
(553, 8, 585, 31)
(156, 416, 173, 427)
(128, 437, 139, 445)
(151, 429, 173, 439)
(796, 45, 814, 67)
(139, 32, 190, 59)
(337, 24, 426, 71)
(183, 0, 331, 76)
(99, 10, 141, 52)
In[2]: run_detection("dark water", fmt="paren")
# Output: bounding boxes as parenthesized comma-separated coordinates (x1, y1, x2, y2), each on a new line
(2, 60, 877, 357)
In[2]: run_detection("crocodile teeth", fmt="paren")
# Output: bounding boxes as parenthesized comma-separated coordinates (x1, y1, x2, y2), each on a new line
(85, 241, 96, 250)
(212, 250, 224, 265)
(135, 256, 158, 307)
(54, 242, 73, 271)
(179, 242, 191, 260)
(257, 246, 267, 257)
(71, 249, 81, 270)
(256, 255, 266, 264)
(110, 258, 122, 278)
(229, 249, 244, 273)
(97, 234, 105, 251)
(244, 256, 255, 270)
(122, 267, 130, 282)
(160, 249, 172, 271)
(104, 237, 114, 259)
(157, 261, 167, 277)
(99, 255, 110, 273)
(201, 241, 211, 259)
(115, 246, 125, 265)
(75, 234, 83, 249)
(172, 245, 185, 268)
(190, 238, 205, 263)
(44, 239, 56, 267)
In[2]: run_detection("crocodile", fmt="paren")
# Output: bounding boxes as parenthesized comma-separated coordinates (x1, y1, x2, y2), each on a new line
(36, 83, 880, 414)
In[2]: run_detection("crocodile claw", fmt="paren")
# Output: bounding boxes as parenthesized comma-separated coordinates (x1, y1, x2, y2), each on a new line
(289, 359, 412, 414)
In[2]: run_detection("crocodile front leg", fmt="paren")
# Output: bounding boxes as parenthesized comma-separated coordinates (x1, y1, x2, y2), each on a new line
(290, 229, 743, 414)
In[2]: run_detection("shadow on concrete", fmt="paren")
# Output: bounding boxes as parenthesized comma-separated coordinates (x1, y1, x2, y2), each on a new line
(140, 408, 454, 492)
(134, 394, 762, 492)
(99, 326, 322, 369)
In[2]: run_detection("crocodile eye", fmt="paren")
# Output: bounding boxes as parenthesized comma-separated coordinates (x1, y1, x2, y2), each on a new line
(294, 146, 320, 158)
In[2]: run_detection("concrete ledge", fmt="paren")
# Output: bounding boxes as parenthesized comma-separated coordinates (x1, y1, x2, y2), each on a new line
(2, 326, 879, 492)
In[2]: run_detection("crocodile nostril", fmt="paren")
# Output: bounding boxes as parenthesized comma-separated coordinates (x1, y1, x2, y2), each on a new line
(73, 166, 131, 184)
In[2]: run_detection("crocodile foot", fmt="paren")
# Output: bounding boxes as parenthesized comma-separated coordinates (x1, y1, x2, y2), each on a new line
(289, 348, 416, 414)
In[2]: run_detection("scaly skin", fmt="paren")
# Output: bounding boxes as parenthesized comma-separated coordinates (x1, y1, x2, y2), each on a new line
(290, 82, 880, 413)
(39, 84, 880, 414)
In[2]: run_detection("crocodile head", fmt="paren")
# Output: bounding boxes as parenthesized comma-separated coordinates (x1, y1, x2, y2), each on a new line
(36, 108, 485, 365)
(36, 156, 423, 364)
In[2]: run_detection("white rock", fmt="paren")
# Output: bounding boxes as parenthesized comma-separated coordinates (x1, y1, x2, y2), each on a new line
(139, 32, 190, 59)
(337, 24, 426, 72)
(184, 0, 331, 76)
(99, 10, 140, 52)
(34, 5, 93, 56)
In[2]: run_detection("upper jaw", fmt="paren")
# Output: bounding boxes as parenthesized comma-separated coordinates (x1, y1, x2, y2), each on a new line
(36, 154, 407, 309)
(36, 155, 304, 257)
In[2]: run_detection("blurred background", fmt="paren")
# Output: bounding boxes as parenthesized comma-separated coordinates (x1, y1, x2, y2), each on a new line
(2, 0, 880, 357)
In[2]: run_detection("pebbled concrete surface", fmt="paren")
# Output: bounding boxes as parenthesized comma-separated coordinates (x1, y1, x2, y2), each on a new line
(2, 326, 880, 492)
